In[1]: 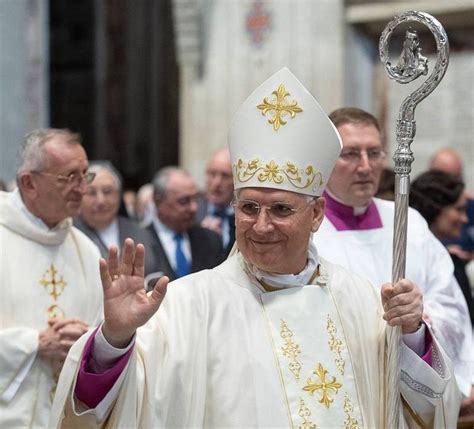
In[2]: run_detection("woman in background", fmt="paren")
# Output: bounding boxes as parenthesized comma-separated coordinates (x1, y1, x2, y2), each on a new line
(410, 170, 473, 323)
(410, 169, 474, 418)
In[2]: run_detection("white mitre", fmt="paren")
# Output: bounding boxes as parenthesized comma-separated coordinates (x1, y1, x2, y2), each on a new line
(229, 67, 342, 197)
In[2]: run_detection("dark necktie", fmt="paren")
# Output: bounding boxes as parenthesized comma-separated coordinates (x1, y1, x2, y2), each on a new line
(174, 233, 191, 278)
(213, 207, 235, 253)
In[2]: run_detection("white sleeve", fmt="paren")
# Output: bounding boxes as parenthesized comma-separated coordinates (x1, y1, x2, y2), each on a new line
(402, 324, 425, 357)
(0, 327, 38, 402)
(88, 325, 135, 373)
(400, 326, 462, 427)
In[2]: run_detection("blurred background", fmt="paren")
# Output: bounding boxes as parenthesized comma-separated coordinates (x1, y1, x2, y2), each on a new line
(0, 0, 473, 192)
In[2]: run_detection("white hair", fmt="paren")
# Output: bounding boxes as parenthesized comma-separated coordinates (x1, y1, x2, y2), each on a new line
(16, 128, 81, 176)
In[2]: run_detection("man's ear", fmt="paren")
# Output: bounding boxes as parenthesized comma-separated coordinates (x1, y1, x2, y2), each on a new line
(17, 173, 37, 198)
(311, 197, 325, 233)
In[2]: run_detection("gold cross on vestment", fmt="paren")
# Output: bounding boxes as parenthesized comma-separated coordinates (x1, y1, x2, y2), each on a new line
(257, 84, 303, 131)
(303, 363, 342, 408)
(39, 264, 67, 300)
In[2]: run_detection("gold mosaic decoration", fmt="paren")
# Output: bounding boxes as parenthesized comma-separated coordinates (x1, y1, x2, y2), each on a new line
(257, 84, 303, 131)
(298, 398, 317, 429)
(326, 315, 345, 375)
(233, 158, 323, 190)
(343, 394, 359, 429)
(280, 319, 302, 380)
(303, 363, 342, 409)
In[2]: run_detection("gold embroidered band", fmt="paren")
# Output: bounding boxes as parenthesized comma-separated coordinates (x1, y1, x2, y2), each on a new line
(233, 158, 322, 190)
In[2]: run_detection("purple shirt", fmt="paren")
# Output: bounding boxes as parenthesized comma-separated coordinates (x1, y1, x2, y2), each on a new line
(75, 328, 134, 409)
(323, 191, 383, 231)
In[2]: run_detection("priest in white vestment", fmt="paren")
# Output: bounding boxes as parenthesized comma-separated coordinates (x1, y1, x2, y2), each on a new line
(50, 68, 461, 428)
(312, 107, 473, 404)
(0, 129, 104, 428)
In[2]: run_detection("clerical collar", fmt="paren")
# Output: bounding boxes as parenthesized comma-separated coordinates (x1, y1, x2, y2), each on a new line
(323, 191, 383, 231)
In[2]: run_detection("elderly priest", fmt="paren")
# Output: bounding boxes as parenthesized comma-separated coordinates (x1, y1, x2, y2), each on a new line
(50, 68, 460, 428)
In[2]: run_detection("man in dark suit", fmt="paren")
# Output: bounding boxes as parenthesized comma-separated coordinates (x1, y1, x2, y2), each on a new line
(196, 148, 235, 255)
(148, 166, 225, 281)
(74, 161, 161, 277)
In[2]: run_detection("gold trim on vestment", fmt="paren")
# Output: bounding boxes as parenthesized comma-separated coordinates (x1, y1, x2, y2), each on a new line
(280, 320, 302, 380)
(233, 158, 322, 191)
(401, 395, 431, 429)
(343, 394, 359, 428)
(327, 314, 345, 375)
(298, 398, 317, 429)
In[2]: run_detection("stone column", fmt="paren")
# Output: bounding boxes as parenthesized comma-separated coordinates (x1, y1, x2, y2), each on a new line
(0, 0, 49, 185)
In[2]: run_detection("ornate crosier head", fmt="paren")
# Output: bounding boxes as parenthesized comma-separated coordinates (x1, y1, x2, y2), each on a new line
(228, 68, 342, 197)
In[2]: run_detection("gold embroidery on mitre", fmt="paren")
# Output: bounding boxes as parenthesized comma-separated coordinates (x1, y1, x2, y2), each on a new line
(280, 319, 302, 380)
(326, 314, 345, 375)
(303, 363, 342, 409)
(40, 264, 67, 300)
(343, 394, 359, 429)
(298, 398, 317, 429)
(257, 84, 303, 131)
(233, 158, 323, 190)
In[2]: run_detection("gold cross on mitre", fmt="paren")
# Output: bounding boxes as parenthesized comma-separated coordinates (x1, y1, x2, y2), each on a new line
(257, 84, 303, 131)
(39, 264, 67, 300)
(303, 363, 342, 408)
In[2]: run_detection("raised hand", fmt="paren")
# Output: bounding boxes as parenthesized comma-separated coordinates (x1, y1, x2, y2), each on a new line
(381, 279, 423, 334)
(101, 238, 169, 348)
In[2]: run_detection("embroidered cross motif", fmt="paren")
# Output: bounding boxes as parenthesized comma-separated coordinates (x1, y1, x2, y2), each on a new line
(303, 363, 342, 408)
(257, 84, 303, 131)
(39, 264, 67, 300)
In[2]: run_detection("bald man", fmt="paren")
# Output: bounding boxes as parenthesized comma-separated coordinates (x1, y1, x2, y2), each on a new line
(429, 147, 464, 178)
(197, 148, 235, 254)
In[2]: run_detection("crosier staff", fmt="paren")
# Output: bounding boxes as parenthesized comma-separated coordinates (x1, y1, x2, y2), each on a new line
(379, 10, 449, 428)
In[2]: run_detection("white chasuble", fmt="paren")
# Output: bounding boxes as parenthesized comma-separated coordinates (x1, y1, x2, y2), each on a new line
(50, 254, 460, 429)
(315, 197, 473, 396)
(0, 190, 103, 429)
(261, 286, 362, 428)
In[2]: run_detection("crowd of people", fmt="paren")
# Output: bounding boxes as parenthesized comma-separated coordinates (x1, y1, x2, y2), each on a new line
(0, 68, 473, 428)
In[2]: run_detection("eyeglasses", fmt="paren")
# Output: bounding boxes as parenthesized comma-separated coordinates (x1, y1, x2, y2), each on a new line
(33, 171, 96, 186)
(232, 198, 316, 221)
(339, 148, 386, 163)
(86, 187, 119, 198)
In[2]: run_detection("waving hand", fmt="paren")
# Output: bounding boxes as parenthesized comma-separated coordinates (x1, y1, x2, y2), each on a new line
(100, 238, 169, 347)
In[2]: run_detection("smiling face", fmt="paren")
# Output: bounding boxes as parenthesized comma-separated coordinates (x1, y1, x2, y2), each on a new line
(327, 123, 384, 207)
(235, 187, 325, 274)
(80, 168, 121, 230)
(431, 192, 468, 240)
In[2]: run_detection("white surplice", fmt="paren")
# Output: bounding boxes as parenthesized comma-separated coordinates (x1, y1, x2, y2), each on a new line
(314, 197, 473, 398)
(0, 190, 103, 428)
(50, 253, 460, 428)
